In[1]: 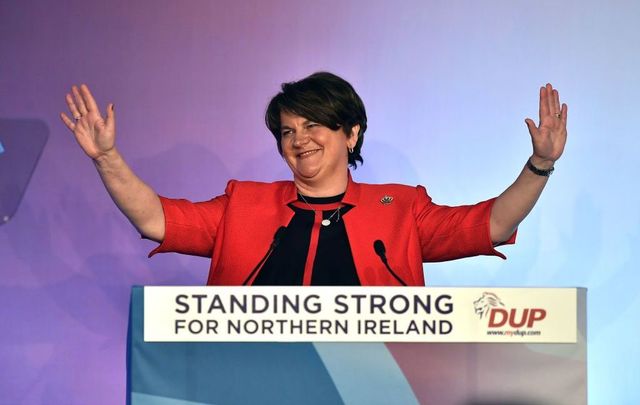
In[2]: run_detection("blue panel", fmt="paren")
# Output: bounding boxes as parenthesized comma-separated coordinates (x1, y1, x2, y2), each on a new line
(128, 287, 344, 405)
(313, 343, 418, 405)
(131, 392, 210, 405)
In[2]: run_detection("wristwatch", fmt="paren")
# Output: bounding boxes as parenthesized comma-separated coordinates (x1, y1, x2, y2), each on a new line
(526, 158, 554, 177)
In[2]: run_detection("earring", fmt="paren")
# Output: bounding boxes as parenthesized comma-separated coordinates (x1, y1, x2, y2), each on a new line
(348, 147, 354, 154)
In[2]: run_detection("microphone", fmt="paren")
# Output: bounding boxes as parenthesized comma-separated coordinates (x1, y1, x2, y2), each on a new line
(270, 226, 287, 249)
(243, 226, 287, 286)
(373, 240, 407, 286)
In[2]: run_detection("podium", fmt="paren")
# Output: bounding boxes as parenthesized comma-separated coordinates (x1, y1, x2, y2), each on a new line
(127, 286, 586, 405)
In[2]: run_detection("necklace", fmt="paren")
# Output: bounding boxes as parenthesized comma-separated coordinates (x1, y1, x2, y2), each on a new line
(298, 194, 342, 227)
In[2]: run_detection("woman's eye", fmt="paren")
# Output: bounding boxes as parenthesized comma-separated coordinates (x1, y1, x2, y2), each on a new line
(281, 130, 292, 136)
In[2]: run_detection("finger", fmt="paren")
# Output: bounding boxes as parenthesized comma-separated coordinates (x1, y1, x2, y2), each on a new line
(539, 86, 548, 121)
(552, 89, 561, 115)
(546, 83, 555, 117)
(525, 118, 538, 137)
(65, 93, 82, 119)
(72, 85, 88, 115)
(105, 103, 115, 131)
(60, 112, 76, 131)
(561, 103, 568, 126)
(80, 84, 100, 115)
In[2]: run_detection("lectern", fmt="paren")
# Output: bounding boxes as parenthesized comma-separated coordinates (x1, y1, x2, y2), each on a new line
(128, 286, 586, 404)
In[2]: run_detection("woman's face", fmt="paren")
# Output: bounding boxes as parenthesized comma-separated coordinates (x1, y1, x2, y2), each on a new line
(280, 111, 358, 191)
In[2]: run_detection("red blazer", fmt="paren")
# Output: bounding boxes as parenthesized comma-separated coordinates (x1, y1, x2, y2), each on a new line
(150, 175, 514, 286)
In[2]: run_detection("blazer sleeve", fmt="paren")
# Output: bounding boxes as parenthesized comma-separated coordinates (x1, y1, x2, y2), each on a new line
(148, 193, 229, 258)
(412, 185, 516, 262)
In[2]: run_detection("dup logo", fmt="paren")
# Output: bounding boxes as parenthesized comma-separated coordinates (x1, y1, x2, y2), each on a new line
(473, 292, 546, 328)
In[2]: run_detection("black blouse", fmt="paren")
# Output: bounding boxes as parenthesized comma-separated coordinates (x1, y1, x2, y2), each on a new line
(252, 193, 361, 286)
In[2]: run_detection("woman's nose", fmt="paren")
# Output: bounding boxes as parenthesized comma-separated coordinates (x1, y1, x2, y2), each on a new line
(292, 130, 310, 146)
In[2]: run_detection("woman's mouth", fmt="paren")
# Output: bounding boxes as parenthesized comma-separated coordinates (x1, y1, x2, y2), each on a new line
(297, 149, 320, 159)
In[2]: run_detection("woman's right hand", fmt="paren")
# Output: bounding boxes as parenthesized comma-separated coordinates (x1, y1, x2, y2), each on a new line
(60, 84, 116, 161)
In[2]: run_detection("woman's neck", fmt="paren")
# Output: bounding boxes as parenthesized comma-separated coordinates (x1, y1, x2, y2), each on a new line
(294, 174, 348, 197)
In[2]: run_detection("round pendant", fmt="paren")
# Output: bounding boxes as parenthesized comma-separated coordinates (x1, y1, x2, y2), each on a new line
(321, 219, 331, 227)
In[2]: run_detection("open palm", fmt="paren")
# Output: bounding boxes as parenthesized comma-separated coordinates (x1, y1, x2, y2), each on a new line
(60, 84, 115, 160)
(525, 83, 568, 164)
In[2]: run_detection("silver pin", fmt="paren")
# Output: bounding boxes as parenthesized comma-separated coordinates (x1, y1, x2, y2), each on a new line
(380, 195, 393, 205)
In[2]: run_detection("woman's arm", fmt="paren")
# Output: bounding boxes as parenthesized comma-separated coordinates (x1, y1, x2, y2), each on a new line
(60, 84, 165, 242)
(489, 83, 568, 243)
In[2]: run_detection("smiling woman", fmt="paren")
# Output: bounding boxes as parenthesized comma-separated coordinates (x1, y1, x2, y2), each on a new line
(60, 72, 567, 286)
(278, 111, 358, 197)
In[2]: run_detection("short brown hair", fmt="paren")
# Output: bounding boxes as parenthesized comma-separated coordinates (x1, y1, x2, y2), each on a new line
(265, 72, 367, 168)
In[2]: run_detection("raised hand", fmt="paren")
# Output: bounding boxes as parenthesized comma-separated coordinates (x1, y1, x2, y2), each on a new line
(60, 84, 115, 160)
(524, 83, 568, 166)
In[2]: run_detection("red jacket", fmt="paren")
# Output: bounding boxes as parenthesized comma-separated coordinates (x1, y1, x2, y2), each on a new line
(150, 175, 514, 286)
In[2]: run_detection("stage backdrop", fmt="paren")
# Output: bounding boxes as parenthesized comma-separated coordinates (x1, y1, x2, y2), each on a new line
(1, 0, 638, 403)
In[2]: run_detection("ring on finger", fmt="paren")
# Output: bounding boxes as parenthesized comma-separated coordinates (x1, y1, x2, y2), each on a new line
(554, 112, 561, 119)
(74, 115, 81, 121)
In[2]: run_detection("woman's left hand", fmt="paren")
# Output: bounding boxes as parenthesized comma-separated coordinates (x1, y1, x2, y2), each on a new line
(525, 83, 568, 167)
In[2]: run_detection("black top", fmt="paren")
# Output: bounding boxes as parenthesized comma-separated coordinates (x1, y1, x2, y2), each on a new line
(252, 193, 360, 286)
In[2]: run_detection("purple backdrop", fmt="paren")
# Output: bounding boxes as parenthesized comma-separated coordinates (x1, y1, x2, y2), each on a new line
(2, 0, 639, 403)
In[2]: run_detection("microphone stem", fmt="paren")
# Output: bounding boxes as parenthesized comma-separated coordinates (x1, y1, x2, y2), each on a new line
(382, 258, 407, 286)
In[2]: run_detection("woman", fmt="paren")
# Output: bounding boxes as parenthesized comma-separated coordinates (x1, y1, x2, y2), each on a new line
(60, 72, 567, 286)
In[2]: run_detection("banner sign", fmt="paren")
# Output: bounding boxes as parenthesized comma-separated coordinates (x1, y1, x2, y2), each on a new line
(144, 287, 577, 343)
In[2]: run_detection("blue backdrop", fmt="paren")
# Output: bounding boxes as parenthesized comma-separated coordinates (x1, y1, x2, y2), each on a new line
(1, 0, 638, 403)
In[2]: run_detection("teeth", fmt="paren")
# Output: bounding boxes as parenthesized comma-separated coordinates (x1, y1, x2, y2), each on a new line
(299, 150, 317, 157)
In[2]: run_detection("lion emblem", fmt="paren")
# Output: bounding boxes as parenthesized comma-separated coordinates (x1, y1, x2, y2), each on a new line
(473, 292, 505, 319)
